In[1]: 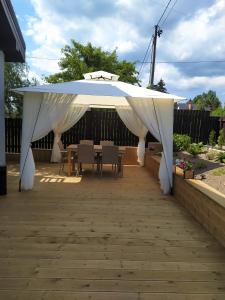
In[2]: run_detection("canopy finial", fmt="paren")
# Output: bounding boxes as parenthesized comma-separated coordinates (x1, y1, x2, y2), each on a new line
(83, 70, 120, 81)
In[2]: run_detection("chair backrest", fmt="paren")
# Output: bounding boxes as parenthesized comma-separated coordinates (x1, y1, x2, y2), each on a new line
(57, 140, 65, 152)
(102, 145, 118, 164)
(100, 140, 114, 146)
(80, 140, 94, 145)
(77, 144, 95, 163)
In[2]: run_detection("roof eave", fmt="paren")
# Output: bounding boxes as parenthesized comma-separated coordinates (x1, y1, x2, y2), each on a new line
(0, 0, 26, 62)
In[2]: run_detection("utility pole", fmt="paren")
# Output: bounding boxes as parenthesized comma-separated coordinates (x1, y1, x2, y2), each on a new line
(150, 25, 163, 87)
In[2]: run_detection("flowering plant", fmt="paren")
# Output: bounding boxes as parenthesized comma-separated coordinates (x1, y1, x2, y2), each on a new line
(175, 159, 193, 171)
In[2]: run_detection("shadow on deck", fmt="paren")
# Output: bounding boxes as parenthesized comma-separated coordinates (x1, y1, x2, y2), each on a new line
(0, 163, 225, 299)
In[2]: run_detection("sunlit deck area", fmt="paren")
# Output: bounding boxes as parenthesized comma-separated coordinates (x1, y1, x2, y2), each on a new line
(0, 163, 225, 299)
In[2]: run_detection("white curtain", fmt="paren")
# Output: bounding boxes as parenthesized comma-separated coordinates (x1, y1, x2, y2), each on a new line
(51, 104, 89, 162)
(116, 106, 148, 166)
(126, 97, 174, 194)
(20, 92, 76, 190)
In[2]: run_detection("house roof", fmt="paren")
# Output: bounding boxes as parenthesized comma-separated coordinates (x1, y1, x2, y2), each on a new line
(0, 0, 25, 62)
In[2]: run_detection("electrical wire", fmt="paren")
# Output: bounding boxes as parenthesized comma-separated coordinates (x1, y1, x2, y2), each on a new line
(160, 0, 178, 27)
(137, 60, 225, 64)
(156, 0, 173, 26)
(138, 0, 175, 82)
(137, 36, 153, 80)
(27, 56, 60, 60)
(27, 56, 225, 65)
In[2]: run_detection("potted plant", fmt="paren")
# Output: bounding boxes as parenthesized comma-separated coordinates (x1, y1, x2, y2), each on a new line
(175, 159, 194, 179)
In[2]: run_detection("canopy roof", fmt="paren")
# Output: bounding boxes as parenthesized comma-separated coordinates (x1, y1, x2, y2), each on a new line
(13, 71, 185, 107)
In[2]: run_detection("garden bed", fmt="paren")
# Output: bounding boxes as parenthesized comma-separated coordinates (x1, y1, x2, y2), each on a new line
(176, 151, 225, 195)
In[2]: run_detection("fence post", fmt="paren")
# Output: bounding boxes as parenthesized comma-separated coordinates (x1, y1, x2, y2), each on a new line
(85, 110, 93, 140)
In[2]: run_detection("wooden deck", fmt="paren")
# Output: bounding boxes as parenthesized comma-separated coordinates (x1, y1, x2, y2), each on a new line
(0, 163, 225, 299)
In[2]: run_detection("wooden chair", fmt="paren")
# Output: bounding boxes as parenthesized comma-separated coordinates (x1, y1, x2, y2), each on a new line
(80, 140, 94, 145)
(58, 141, 69, 174)
(100, 140, 114, 146)
(118, 152, 124, 177)
(77, 144, 98, 175)
(100, 145, 119, 177)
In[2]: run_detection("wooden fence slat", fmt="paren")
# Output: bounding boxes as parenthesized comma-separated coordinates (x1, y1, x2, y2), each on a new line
(5, 110, 221, 153)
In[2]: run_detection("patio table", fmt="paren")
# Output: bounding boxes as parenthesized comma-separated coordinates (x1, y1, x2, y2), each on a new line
(67, 144, 126, 176)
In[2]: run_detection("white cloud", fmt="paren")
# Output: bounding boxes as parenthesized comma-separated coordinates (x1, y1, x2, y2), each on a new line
(148, 0, 225, 98)
(161, 0, 225, 61)
(151, 62, 225, 94)
(27, 46, 61, 74)
(25, 1, 146, 74)
(27, 69, 43, 84)
(22, 0, 225, 99)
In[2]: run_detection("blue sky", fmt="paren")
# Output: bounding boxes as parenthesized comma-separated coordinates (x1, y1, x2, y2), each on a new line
(11, 0, 225, 101)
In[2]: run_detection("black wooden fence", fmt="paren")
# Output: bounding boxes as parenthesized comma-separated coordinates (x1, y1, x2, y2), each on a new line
(5, 109, 220, 153)
(173, 110, 220, 143)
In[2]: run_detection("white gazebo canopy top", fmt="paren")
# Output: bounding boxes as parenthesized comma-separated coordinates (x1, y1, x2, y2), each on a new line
(13, 71, 184, 108)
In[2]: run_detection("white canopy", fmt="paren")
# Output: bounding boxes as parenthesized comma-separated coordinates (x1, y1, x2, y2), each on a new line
(13, 71, 184, 194)
(14, 78, 183, 103)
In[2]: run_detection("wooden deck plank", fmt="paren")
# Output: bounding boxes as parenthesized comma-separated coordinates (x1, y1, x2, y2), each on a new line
(0, 163, 225, 299)
(0, 290, 224, 300)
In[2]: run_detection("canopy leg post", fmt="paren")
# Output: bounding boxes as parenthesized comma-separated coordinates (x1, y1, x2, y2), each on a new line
(18, 179, 22, 192)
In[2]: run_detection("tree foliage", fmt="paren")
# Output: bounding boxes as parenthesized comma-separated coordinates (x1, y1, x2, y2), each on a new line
(211, 105, 225, 117)
(208, 129, 216, 146)
(192, 90, 221, 111)
(46, 40, 139, 84)
(4, 63, 38, 117)
(148, 79, 167, 93)
(218, 128, 225, 149)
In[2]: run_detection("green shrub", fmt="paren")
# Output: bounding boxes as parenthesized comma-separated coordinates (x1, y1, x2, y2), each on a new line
(209, 129, 216, 147)
(206, 150, 217, 160)
(173, 134, 191, 152)
(187, 142, 204, 157)
(215, 152, 225, 163)
(218, 128, 225, 149)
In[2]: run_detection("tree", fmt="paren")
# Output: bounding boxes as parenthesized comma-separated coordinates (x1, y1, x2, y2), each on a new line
(218, 128, 225, 149)
(211, 105, 225, 117)
(208, 129, 216, 147)
(148, 78, 167, 93)
(46, 40, 139, 85)
(4, 63, 38, 117)
(192, 90, 221, 111)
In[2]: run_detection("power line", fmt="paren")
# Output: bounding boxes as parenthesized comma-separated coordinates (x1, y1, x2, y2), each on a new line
(149, 0, 174, 85)
(137, 60, 225, 64)
(156, 0, 173, 25)
(26, 56, 225, 65)
(137, 36, 153, 79)
(160, 0, 178, 27)
(27, 56, 60, 60)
